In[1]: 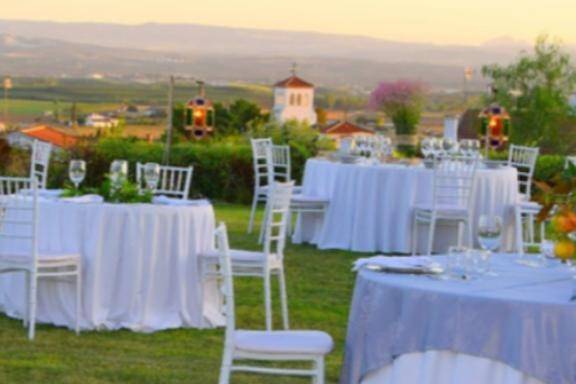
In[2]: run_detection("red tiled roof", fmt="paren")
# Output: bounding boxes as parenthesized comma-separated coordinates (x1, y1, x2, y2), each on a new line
(21, 125, 78, 149)
(274, 75, 314, 88)
(321, 121, 373, 135)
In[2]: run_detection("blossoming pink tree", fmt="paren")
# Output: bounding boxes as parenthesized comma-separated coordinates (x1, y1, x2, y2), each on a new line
(369, 80, 426, 136)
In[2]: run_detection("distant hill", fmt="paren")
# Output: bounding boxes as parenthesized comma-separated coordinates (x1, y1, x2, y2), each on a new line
(0, 20, 569, 89)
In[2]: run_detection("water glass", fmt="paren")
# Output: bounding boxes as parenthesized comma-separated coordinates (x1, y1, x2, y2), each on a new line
(470, 249, 491, 275)
(69, 160, 86, 189)
(143, 163, 161, 191)
(446, 246, 472, 280)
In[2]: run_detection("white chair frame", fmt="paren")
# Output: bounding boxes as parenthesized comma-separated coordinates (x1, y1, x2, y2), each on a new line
(412, 156, 478, 256)
(214, 223, 332, 384)
(30, 140, 52, 190)
(0, 177, 81, 340)
(136, 163, 193, 200)
(507, 144, 539, 201)
(248, 138, 274, 234)
(205, 182, 293, 331)
(514, 202, 546, 254)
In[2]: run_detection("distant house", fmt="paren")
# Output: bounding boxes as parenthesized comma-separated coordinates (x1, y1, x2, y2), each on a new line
(85, 113, 119, 128)
(7, 125, 79, 150)
(321, 120, 374, 147)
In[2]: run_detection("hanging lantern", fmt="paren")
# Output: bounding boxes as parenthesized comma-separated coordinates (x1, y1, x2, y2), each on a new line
(185, 81, 215, 140)
(478, 103, 510, 153)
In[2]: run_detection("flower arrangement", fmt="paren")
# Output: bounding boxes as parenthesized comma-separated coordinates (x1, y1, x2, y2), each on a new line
(368, 80, 426, 135)
(535, 162, 576, 260)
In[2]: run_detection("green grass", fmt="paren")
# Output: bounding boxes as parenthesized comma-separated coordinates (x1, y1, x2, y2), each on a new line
(0, 203, 364, 383)
(0, 99, 116, 120)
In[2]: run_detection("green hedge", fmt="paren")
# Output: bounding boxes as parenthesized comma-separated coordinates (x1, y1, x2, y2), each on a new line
(34, 138, 313, 204)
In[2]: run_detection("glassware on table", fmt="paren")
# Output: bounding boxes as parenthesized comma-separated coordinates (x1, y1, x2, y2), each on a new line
(109, 160, 129, 188)
(470, 249, 491, 276)
(68, 160, 86, 189)
(432, 138, 443, 157)
(478, 214, 503, 275)
(445, 246, 473, 280)
(143, 162, 161, 192)
(442, 138, 456, 155)
(470, 139, 481, 158)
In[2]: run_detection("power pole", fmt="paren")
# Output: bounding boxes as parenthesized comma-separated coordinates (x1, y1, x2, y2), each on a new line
(3, 76, 12, 130)
(163, 75, 175, 165)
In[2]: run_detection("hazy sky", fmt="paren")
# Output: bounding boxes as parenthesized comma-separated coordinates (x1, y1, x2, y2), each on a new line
(3, 0, 576, 45)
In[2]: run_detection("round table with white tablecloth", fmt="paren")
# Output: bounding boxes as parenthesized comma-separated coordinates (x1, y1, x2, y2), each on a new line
(293, 159, 519, 253)
(341, 255, 576, 384)
(0, 198, 222, 332)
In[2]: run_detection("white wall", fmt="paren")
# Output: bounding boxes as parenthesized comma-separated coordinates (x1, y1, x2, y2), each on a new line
(273, 87, 317, 125)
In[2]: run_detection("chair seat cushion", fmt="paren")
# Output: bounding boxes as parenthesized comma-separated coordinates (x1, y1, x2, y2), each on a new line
(0, 252, 80, 265)
(291, 194, 329, 204)
(202, 249, 279, 265)
(235, 330, 334, 355)
(414, 203, 468, 217)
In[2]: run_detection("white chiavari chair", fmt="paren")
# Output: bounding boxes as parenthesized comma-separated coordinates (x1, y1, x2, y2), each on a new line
(412, 156, 478, 256)
(0, 177, 82, 340)
(248, 138, 274, 233)
(30, 140, 52, 190)
(214, 222, 333, 384)
(204, 182, 293, 330)
(507, 144, 539, 201)
(136, 163, 193, 200)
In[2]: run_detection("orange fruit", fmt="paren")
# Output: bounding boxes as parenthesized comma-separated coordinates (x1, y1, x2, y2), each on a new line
(566, 211, 576, 229)
(552, 215, 574, 233)
(555, 240, 576, 261)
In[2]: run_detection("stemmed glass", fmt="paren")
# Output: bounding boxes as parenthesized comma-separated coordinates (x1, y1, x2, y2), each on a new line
(459, 140, 471, 157)
(442, 138, 456, 156)
(69, 160, 86, 190)
(143, 163, 161, 192)
(432, 138, 443, 158)
(110, 160, 129, 191)
(421, 137, 433, 159)
(477, 214, 503, 275)
(470, 140, 481, 159)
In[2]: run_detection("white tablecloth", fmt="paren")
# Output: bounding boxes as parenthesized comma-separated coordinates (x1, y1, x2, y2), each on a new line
(0, 200, 221, 332)
(362, 351, 543, 384)
(293, 159, 519, 253)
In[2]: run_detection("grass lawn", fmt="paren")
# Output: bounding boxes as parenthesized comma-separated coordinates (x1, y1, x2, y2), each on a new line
(0, 203, 366, 383)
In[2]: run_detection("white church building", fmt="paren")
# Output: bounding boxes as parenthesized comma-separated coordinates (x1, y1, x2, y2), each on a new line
(272, 69, 317, 125)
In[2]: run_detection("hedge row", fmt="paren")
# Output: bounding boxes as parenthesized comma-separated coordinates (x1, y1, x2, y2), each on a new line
(1, 137, 571, 204)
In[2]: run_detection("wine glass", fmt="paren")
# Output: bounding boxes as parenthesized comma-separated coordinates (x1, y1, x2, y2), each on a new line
(477, 214, 503, 275)
(421, 137, 433, 158)
(470, 140, 481, 159)
(459, 139, 470, 157)
(432, 138, 443, 158)
(68, 160, 86, 190)
(442, 138, 456, 156)
(110, 160, 129, 187)
(143, 163, 161, 192)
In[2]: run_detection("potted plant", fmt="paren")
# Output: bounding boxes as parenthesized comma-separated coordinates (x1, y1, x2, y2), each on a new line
(369, 80, 426, 153)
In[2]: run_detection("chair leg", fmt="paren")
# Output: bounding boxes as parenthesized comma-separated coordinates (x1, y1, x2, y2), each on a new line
(23, 272, 30, 327)
(466, 218, 474, 249)
(426, 217, 436, 256)
(264, 272, 273, 331)
(313, 356, 325, 384)
(28, 273, 37, 340)
(259, 198, 270, 245)
(514, 205, 524, 254)
(457, 222, 464, 248)
(75, 266, 82, 335)
(278, 267, 290, 330)
(219, 347, 233, 384)
(411, 214, 418, 256)
(248, 191, 259, 234)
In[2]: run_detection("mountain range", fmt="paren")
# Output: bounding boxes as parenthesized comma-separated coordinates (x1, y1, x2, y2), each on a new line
(0, 20, 566, 90)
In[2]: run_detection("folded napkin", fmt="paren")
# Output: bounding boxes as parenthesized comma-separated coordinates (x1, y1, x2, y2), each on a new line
(19, 188, 63, 198)
(60, 194, 104, 204)
(152, 195, 210, 206)
(353, 255, 435, 272)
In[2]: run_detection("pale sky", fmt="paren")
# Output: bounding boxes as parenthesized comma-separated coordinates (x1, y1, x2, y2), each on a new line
(3, 0, 576, 45)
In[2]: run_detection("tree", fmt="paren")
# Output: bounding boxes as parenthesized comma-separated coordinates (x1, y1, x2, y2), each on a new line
(227, 99, 264, 134)
(369, 80, 426, 135)
(482, 35, 576, 152)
